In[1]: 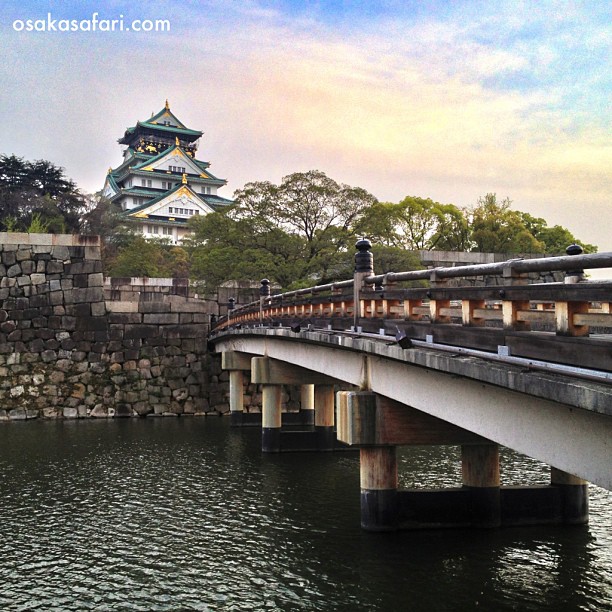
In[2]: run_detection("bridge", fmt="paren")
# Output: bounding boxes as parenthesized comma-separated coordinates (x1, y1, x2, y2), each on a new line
(209, 241, 612, 531)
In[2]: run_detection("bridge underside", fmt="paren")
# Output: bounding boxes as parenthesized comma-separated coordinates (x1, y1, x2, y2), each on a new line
(213, 328, 612, 491)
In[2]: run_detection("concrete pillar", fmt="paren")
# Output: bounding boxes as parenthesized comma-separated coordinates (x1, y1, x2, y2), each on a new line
(229, 370, 244, 427)
(360, 446, 398, 531)
(300, 384, 315, 425)
(462, 444, 501, 527)
(314, 385, 335, 450)
(551, 468, 589, 524)
(262, 385, 282, 453)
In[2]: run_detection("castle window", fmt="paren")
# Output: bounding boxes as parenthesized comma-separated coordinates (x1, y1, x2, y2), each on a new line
(147, 179, 152, 188)
(141, 179, 146, 187)
(152, 226, 158, 234)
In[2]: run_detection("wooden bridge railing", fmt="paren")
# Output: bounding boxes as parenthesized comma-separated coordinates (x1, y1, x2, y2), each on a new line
(212, 242, 612, 372)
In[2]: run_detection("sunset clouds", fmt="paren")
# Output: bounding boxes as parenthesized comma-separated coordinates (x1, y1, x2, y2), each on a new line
(0, 0, 609, 248)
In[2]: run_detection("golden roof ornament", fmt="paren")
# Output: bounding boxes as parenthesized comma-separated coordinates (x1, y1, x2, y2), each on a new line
(165, 99, 170, 110)
(175, 136, 180, 146)
(107, 167, 112, 174)
(182, 173, 188, 185)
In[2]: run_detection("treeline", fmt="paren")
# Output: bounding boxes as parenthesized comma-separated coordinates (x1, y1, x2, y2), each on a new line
(0, 158, 596, 291)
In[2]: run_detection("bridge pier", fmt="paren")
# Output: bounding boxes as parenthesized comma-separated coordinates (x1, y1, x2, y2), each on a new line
(337, 391, 592, 531)
(300, 384, 315, 425)
(262, 384, 282, 452)
(461, 444, 501, 528)
(223, 351, 349, 451)
(360, 446, 399, 531)
(314, 385, 335, 451)
(551, 468, 589, 524)
(222, 351, 255, 427)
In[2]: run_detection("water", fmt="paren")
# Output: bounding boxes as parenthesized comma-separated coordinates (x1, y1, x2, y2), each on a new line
(0, 418, 610, 611)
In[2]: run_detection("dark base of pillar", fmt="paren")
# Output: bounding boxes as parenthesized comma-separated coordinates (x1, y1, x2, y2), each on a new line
(230, 412, 263, 427)
(467, 486, 501, 528)
(361, 489, 399, 532)
(558, 484, 589, 524)
(262, 427, 281, 453)
(377, 485, 590, 531)
(230, 411, 316, 427)
(230, 411, 244, 427)
(315, 426, 335, 451)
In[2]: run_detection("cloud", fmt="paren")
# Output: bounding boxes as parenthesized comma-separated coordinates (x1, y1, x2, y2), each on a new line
(0, 0, 609, 249)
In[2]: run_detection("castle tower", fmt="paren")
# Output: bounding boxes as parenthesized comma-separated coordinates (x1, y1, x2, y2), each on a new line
(102, 100, 232, 243)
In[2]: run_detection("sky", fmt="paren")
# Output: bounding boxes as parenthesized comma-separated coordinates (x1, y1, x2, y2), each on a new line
(0, 0, 610, 250)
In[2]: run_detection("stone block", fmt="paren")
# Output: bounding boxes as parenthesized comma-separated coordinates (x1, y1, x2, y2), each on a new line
(7, 264, 21, 277)
(91, 302, 106, 316)
(124, 324, 159, 339)
(143, 313, 180, 325)
(20, 260, 35, 275)
(9, 408, 27, 420)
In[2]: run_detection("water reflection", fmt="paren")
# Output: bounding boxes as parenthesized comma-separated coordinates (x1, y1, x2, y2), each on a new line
(0, 419, 610, 611)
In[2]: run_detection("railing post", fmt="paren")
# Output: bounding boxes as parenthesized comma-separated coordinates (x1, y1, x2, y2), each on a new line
(259, 278, 270, 324)
(557, 244, 589, 336)
(354, 239, 374, 330)
(564, 244, 585, 284)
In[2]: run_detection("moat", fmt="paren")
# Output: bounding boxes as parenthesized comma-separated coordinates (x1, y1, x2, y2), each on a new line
(0, 418, 610, 611)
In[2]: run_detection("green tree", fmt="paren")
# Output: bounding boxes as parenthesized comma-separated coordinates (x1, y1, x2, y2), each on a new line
(519, 212, 597, 254)
(0, 154, 86, 232)
(469, 194, 545, 253)
(188, 171, 377, 290)
(356, 197, 469, 251)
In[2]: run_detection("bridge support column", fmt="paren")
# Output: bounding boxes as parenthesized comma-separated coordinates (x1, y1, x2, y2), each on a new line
(222, 351, 255, 427)
(300, 384, 315, 425)
(315, 385, 335, 450)
(262, 385, 282, 453)
(360, 446, 398, 531)
(229, 370, 244, 427)
(461, 444, 501, 527)
(551, 468, 589, 524)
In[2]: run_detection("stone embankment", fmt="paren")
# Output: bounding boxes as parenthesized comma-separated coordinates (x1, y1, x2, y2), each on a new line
(0, 233, 295, 421)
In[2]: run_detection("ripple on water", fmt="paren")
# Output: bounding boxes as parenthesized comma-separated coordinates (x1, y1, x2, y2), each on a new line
(0, 419, 610, 611)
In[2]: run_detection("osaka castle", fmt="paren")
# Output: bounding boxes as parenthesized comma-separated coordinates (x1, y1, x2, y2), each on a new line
(102, 100, 233, 243)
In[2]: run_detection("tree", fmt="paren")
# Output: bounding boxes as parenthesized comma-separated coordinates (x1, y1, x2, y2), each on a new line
(232, 170, 377, 261)
(519, 212, 597, 254)
(106, 234, 190, 278)
(188, 170, 378, 290)
(0, 154, 86, 232)
(469, 194, 545, 253)
(355, 197, 469, 251)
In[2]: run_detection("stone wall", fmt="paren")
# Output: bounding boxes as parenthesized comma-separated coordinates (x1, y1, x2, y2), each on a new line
(0, 234, 226, 420)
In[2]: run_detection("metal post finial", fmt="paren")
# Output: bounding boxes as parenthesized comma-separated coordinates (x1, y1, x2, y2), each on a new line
(260, 279, 271, 297)
(355, 238, 374, 274)
(565, 243, 584, 282)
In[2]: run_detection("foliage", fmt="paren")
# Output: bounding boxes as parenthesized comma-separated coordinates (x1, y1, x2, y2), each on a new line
(0, 154, 86, 233)
(355, 197, 469, 251)
(189, 171, 378, 290)
(519, 212, 597, 254)
(27, 212, 50, 233)
(468, 194, 545, 253)
(106, 234, 190, 278)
